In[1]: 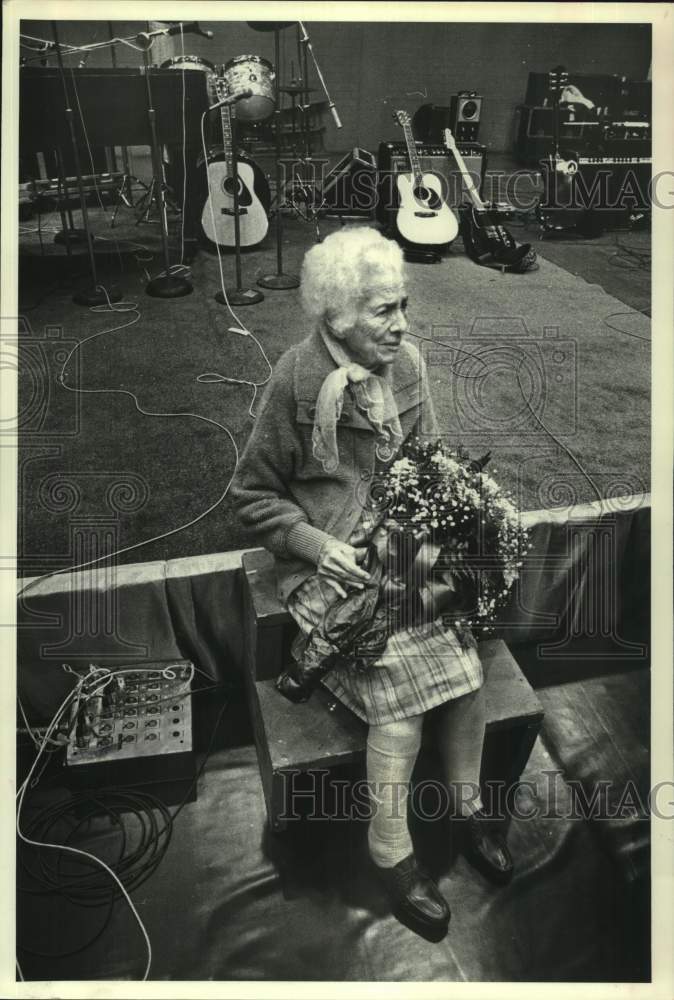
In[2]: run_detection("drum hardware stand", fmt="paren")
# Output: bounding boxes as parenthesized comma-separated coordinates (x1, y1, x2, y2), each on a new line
(287, 161, 326, 243)
(258, 22, 299, 291)
(110, 170, 150, 226)
(283, 22, 341, 241)
(51, 22, 122, 306)
(136, 32, 192, 298)
(108, 20, 150, 225)
(52, 147, 86, 249)
(216, 113, 263, 306)
(132, 174, 182, 226)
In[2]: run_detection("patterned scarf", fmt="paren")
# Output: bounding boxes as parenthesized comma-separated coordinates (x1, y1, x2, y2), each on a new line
(312, 329, 403, 473)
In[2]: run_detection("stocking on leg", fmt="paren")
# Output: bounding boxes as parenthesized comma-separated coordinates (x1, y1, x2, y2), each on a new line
(433, 686, 487, 818)
(366, 714, 424, 868)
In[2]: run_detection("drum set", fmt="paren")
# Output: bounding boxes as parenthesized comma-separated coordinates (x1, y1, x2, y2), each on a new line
(161, 53, 276, 125)
(160, 21, 342, 302)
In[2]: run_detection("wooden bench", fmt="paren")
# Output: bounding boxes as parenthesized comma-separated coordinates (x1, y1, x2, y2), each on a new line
(242, 548, 544, 832)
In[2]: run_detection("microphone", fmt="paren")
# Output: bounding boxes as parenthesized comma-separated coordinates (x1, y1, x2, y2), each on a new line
(166, 21, 214, 40)
(208, 88, 253, 111)
(329, 104, 343, 129)
(137, 21, 214, 48)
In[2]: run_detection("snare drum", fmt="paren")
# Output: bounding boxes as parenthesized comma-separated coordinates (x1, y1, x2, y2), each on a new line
(161, 55, 218, 104)
(223, 54, 275, 122)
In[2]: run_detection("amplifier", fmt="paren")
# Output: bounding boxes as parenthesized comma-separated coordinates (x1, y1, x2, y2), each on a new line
(449, 92, 483, 142)
(600, 132, 651, 158)
(525, 71, 623, 112)
(376, 141, 486, 224)
(514, 106, 602, 164)
(539, 153, 651, 232)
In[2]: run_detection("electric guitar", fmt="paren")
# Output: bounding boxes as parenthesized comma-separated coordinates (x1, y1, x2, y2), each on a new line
(391, 110, 458, 246)
(200, 79, 270, 249)
(443, 128, 536, 272)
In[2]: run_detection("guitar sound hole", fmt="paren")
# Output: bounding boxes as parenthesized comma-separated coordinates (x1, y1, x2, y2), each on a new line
(413, 186, 441, 211)
(222, 177, 253, 208)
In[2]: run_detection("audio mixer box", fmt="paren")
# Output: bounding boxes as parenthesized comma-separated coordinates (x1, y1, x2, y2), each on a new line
(64, 660, 196, 807)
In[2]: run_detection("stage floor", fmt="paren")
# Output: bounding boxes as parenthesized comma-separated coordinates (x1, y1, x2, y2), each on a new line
(16, 657, 649, 983)
(16, 202, 650, 575)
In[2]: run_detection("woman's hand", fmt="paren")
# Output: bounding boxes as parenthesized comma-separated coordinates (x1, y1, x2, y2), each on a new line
(317, 539, 370, 599)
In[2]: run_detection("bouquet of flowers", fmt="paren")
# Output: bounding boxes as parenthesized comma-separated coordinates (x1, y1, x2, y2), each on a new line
(380, 437, 532, 641)
(276, 438, 531, 703)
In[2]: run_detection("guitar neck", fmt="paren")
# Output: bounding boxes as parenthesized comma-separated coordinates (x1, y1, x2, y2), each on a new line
(220, 104, 233, 175)
(401, 121, 422, 182)
(548, 67, 568, 159)
(445, 132, 485, 212)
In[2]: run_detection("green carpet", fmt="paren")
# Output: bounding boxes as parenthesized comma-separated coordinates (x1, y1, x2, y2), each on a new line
(17, 211, 650, 576)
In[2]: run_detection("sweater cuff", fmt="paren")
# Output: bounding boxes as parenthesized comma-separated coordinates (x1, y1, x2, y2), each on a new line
(285, 521, 333, 565)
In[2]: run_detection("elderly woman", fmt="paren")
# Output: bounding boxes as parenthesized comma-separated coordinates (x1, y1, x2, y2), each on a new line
(231, 227, 512, 936)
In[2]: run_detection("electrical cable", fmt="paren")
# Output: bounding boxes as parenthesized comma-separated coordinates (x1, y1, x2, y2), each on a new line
(610, 235, 651, 272)
(68, 67, 109, 214)
(16, 668, 232, 975)
(16, 681, 153, 979)
(197, 106, 274, 416)
(20, 30, 148, 58)
(16, 288, 241, 603)
(603, 310, 651, 342)
(407, 327, 605, 505)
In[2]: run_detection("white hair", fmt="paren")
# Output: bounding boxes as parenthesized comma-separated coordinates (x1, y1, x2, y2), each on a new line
(300, 227, 405, 333)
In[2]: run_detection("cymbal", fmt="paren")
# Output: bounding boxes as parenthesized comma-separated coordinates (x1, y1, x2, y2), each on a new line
(279, 84, 318, 94)
(247, 21, 295, 32)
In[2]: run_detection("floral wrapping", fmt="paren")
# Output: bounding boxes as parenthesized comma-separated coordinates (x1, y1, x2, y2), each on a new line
(276, 439, 532, 704)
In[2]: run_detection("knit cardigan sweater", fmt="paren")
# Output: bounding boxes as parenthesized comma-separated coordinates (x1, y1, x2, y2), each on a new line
(230, 329, 439, 603)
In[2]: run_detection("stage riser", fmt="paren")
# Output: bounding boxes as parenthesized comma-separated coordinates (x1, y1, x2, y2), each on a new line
(17, 497, 649, 725)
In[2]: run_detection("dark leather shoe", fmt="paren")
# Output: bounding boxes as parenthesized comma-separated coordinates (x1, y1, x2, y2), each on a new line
(373, 853, 450, 933)
(459, 809, 514, 885)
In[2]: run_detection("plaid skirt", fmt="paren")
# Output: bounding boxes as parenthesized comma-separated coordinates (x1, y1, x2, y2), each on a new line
(286, 516, 484, 726)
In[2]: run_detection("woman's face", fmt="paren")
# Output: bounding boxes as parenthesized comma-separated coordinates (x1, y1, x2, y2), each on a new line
(337, 272, 409, 369)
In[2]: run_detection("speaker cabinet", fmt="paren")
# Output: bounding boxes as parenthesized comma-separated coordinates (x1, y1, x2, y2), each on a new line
(376, 142, 486, 228)
(514, 106, 602, 165)
(539, 153, 651, 234)
(449, 93, 483, 142)
(320, 148, 378, 216)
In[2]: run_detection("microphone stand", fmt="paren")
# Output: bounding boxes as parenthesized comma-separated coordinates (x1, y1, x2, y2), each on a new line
(215, 112, 263, 306)
(136, 32, 192, 297)
(107, 19, 148, 219)
(51, 22, 122, 306)
(297, 22, 342, 132)
(258, 23, 299, 291)
(52, 146, 87, 247)
(289, 22, 341, 240)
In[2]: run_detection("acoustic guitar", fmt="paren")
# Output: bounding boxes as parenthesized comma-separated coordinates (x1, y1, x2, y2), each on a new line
(200, 79, 270, 249)
(443, 128, 536, 272)
(390, 109, 458, 247)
